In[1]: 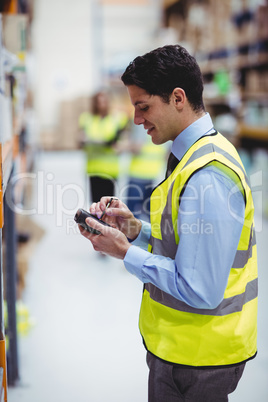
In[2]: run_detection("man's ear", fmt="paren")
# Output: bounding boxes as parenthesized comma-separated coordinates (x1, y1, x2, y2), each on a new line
(172, 88, 186, 110)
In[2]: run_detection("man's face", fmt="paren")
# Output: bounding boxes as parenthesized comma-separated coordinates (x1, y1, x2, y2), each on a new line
(127, 85, 181, 145)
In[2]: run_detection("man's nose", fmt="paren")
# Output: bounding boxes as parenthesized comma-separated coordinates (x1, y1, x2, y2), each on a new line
(134, 110, 145, 125)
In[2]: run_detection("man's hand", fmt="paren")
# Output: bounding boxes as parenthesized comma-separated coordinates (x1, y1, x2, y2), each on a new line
(90, 197, 142, 241)
(78, 217, 131, 259)
(78, 197, 142, 259)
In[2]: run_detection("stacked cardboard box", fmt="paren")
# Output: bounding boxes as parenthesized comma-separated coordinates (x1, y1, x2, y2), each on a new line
(166, 0, 267, 58)
(39, 128, 61, 151)
(246, 70, 268, 95)
(39, 96, 90, 150)
(256, 4, 268, 40)
(57, 95, 90, 150)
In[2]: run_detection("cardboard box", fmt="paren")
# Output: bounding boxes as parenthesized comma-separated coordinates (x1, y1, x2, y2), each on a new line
(57, 96, 90, 150)
(256, 5, 268, 40)
(39, 96, 90, 150)
(39, 128, 60, 150)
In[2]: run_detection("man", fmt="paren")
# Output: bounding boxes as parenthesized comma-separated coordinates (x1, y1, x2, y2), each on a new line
(79, 45, 258, 402)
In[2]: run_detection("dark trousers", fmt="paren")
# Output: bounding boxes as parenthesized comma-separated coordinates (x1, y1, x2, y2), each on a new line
(146, 352, 245, 402)
(89, 176, 115, 203)
(126, 178, 154, 221)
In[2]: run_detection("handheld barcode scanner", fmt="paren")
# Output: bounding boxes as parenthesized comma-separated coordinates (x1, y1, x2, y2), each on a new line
(74, 208, 111, 235)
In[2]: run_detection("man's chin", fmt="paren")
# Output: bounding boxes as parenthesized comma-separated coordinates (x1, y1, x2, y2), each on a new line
(150, 136, 163, 146)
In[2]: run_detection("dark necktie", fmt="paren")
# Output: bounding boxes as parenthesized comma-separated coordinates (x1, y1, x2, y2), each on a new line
(165, 152, 179, 178)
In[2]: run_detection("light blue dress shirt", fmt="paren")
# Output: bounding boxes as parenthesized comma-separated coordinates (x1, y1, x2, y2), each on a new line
(124, 114, 245, 309)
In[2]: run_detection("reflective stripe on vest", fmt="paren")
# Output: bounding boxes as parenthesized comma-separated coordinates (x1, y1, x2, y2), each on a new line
(139, 132, 258, 367)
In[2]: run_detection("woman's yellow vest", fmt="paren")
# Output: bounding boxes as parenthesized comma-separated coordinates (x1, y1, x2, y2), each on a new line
(139, 132, 258, 367)
(79, 112, 128, 178)
(129, 140, 166, 180)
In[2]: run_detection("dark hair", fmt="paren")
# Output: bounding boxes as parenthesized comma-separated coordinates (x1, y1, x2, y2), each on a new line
(91, 91, 109, 115)
(121, 44, 205, 113)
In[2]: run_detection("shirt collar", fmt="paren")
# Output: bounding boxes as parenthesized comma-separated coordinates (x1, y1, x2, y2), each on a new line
(171, 113, 215, 161)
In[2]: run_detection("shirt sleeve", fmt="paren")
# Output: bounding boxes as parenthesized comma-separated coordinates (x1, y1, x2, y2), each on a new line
(130, 219, 151, 250)
(124, 165, 245, 309)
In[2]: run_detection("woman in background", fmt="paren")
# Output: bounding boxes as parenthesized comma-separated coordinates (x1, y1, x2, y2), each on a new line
(79, 90, 129, 202)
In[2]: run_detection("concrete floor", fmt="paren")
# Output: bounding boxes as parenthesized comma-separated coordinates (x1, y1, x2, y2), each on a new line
(8, 150, 268, 402)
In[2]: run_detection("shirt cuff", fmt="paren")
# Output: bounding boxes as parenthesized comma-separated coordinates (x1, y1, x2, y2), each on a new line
(124, 245, 150, 283)
(130, 220, 151, 250)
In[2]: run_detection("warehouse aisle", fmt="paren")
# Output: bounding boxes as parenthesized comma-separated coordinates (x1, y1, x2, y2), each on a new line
(8, 150, 148, 402)
(8, 150, 268, 402)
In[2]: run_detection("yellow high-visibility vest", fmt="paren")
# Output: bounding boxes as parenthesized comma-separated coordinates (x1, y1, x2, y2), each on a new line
(139, 132, 258, 367)
(129, 140, 166, 180)
(79, 112, 128, 178)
